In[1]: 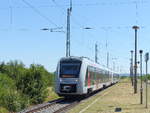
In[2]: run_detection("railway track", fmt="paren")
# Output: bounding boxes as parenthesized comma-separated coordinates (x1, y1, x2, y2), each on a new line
(18, 97, 80, 113)
(18, 84, 114, 113)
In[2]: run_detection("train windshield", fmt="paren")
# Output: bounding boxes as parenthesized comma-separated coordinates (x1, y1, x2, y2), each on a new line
(60, 61, 81, 78)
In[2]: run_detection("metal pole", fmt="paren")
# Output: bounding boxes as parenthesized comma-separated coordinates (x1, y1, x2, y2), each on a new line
(131, 50, 134, 86)
(66, 8, 70, 57)
(134, 27, 137, 94)
(107, 52, 109, 68)
(112, 58, 117, 72)
(139, 50, 143, 104)
(130, 58, 132, 85)
(131, 51, 134, 86)
(95, 43, 98, 63)
(145, 52, 149, 108)
(106, 39, 109, 69)
(113, 61, 115, 72)
(132, 26, 139, 94)
(146, 60, 148, 108)
(66, 0, 72, 57)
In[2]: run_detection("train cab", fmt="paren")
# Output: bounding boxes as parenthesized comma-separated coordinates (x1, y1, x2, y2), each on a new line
(55, 57, 83, 96)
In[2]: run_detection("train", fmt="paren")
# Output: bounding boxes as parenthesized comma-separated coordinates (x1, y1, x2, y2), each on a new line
(55, 56, 119, 97)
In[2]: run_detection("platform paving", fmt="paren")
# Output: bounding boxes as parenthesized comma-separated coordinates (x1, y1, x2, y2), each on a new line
(68, 79, 150, 113)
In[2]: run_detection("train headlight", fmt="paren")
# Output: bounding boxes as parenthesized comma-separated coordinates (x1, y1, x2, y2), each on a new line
(60, 78, 62, 82)
(75, 79, 78, 82)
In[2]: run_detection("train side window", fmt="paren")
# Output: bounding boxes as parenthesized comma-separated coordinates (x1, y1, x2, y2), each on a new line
(85, 67, 88, 86)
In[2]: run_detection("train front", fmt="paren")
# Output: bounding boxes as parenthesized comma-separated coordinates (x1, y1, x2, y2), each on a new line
(55, 57, 83, 97)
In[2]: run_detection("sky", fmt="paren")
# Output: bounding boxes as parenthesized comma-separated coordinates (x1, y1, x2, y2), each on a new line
(0, 0, 150, 73)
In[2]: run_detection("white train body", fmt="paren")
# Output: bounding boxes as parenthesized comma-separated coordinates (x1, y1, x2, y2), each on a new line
(55, 56, 119, 96)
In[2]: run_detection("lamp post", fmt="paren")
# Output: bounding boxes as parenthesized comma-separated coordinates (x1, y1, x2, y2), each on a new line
(139, 50, 143, 104)
(132, 25, 139, 94)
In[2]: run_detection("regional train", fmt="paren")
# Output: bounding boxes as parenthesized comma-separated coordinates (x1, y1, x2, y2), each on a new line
(55, 56, 119, 97)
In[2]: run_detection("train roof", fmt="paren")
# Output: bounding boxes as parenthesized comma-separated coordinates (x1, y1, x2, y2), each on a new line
(59, 56, 120, 74)
(60, 56, 93, 62)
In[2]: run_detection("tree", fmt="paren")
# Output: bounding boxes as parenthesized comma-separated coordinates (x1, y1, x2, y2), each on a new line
(0, 73, 29, 112)
(18, 64, 48, 104)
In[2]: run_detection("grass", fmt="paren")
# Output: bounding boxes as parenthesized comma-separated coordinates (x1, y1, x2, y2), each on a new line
(0, 107, 9, 113)
(45, 87, 60, 102)
(68, 79, 150, 113)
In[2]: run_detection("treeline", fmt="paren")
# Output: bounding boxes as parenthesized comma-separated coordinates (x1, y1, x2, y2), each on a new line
(0, 60, 55, 112)
(121, 75, 150, 81)
(139, 74, 150, 81)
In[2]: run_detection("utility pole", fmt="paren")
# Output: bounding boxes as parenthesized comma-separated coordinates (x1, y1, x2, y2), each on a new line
(112, 58, 117, 72)
(106, 39, 109, 68)
(130, 50, 134, 86)
(145, 52, 149, 108)
(113, 60, 115, 72)
(130, 58, 132, 85)
(66, 0, 72, 57)
(95, 43, 98, 63)
(132, 25, 139, 94)
(105, 39, 110, 80)
(107, 52, 109, 68)
(139, 50, 143, 104)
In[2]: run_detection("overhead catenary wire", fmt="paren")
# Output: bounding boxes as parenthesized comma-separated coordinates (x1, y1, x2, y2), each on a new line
(0, 0, 139, 71)
(9, 6, 13, 26)
(0, 1, 146, 31)
(51, 0, 83, 29)
(0, 0, 147, 30)
(51, 0, 86, 58)
(0, 0, 148, 10)
(51, 0, 66, 14)
(8, 0, 13, 28)
(21, 0, 58, 27)
(57, 2, 116, 65)
(134, 0, 142, 25)
(51, 0, 67, 29)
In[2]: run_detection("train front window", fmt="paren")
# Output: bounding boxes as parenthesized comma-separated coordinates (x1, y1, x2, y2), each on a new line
(60, 63, 81, 78)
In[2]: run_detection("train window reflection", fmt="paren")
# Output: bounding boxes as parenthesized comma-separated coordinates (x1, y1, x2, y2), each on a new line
(60, 63, 81, 77)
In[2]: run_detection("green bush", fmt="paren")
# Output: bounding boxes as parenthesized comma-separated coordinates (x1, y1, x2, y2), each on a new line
(141, 74, 150, 81)
(120, 76, 129, 79)
(0, 61, 27, 90)
(0, 73, 29, 112)
(1, 91, 29, 112)
(0, 61, 54, 112)
(17, 64, 48, 104)
(0, 61, 25, 79)
(46, 72, 55, 87)
(0, 73, 15, 104)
